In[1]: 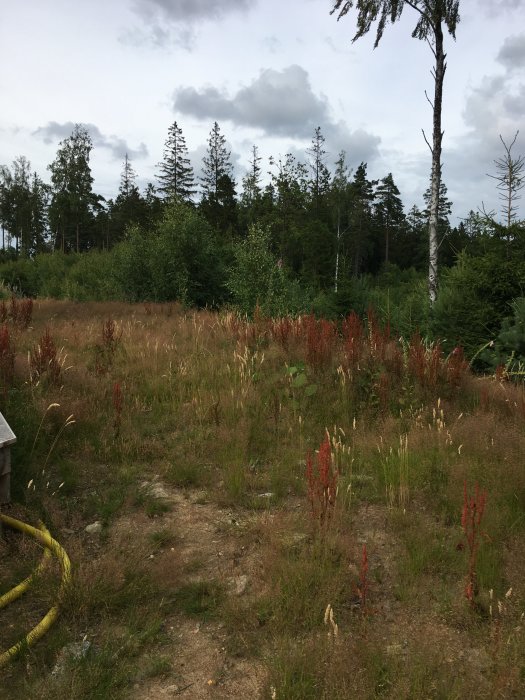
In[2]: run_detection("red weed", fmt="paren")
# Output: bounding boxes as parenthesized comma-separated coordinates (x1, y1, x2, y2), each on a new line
(461, 481, 487, 603)
(30, 328, 61, 384)
(306, 434, 338, 526)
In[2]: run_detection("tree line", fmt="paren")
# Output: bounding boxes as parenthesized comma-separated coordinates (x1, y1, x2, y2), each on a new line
(0, 120, 471, 279)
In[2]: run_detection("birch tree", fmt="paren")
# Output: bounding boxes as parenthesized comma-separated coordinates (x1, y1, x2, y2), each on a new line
(331, 0, 460, 304)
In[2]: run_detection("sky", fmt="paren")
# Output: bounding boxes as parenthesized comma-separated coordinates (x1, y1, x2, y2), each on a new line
(1, 0, 524, 225)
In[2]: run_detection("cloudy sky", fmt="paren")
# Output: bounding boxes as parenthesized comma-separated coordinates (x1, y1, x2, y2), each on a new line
(1, 0, 524, 224)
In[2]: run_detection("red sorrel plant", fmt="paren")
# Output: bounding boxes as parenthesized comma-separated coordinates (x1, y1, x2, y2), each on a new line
(94, 319, 122, 374)
(0, 295, 33, 328)
(447, 346, 468, 389)
(461, 481, 487, 604)
(30, 328, 62, 385)
(0, 324, 15, 401)
(113, 381, 123, 438)
(304, 315, 337, 371)
(16, 298, 33, 329)
(408, 332, 442, 390)
(271, 317, 293, 351)
(306, 434, 338, 527)
(9, 294, 19, 326)
(102, 318, 121, 355)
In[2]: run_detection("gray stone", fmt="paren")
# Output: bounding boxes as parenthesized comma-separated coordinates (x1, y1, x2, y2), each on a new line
(140, 480, 170, 499)
(228, 574, 249, 596)
(84, 521, 102, 535)
(52, 639, 91, 675)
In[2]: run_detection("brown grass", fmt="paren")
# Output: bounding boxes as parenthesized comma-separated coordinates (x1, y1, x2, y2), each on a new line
(0, 301, 524, 699)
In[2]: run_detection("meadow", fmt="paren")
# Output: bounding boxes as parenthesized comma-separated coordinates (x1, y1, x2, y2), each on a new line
(1, 298, 524, 699)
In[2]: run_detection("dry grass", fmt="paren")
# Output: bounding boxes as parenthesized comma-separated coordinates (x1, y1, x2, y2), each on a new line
(0, 300, 524, 699)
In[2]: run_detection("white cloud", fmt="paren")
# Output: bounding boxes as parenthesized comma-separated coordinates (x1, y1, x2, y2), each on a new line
(33, 122, 148, 161)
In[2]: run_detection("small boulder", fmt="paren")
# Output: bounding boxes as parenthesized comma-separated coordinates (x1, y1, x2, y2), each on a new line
(84, 521, 102, 535)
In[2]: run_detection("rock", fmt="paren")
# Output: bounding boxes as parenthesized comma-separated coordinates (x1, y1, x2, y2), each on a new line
(84, 521, 102, 535)
(52, 639, 91, 675)
(228, 574, 249, 596)
(140, 480, 170, 499)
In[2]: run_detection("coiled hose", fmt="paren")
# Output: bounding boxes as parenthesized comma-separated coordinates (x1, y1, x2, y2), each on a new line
(0, 513, 71, 667)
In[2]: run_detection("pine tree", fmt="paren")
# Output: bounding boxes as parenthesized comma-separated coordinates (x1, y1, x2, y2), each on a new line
(348, 162, 377, 275)
(375, 173, 405, 265)
(156, 121, 195, 202)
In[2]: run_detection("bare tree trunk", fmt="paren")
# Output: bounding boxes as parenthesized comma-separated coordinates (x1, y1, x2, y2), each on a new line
(428, 25, 445, 306)
(334, 217, 340, 293)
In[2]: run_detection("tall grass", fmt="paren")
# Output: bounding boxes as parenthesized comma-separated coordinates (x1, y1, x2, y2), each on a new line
(1, 300, 524, 699)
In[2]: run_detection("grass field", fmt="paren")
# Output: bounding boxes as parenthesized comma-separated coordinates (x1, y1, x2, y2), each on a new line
(1, 299, 524, 699)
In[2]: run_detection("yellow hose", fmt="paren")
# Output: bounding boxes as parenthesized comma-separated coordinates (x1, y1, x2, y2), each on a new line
(0, 514, 71, 667)
(0, 522, 52, 610)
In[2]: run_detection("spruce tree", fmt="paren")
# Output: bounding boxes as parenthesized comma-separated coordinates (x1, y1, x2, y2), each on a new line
(200, 122, 237, 234)
(109, 154, 148, 244)
(156, 121, 195, 202)
(201, 121, 233, 199)
(348, 162, 377, 275)
(306, 126, 331, 215)
(269, 153, 309, 268)
(240, 145, 265, 229)
(375, 173, 405, 265)
(241, 145, 262, 209)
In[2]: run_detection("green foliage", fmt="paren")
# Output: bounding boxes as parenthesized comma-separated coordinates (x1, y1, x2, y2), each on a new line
(368, 265, 430, 337)
(48, 124, 100, 252)
(149, 202, 226, 306)
(432, 251, 525, 359)
(110, 203, 227, 305)
(480, 297, 525, 377)
(228, 223, 305, 316)
(63, 250, 119, 301)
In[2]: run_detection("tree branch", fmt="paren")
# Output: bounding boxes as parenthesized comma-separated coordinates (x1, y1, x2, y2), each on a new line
(425, 36, 437, 59)
(425, 90, 434, 110)
(403, 0, 427, 19)
(422, 129, 433, 154)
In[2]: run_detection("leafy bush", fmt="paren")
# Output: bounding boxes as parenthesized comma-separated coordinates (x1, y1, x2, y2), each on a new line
(480, 297, 525, 378)
(432, 251, 525, 360)
(228, 223, 307, 317)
